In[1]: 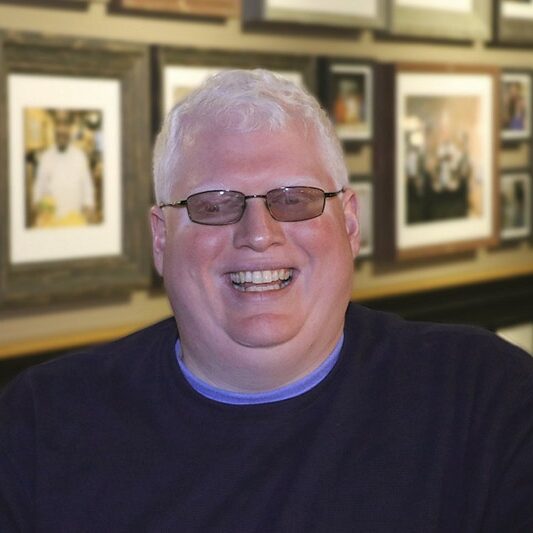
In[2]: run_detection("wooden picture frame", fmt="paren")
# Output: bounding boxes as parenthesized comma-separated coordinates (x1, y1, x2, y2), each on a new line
(374, 63, 500, 261)
(242, 0, 388, 32)
(390, 0, 491, 42)
(319, 59, 374, 143)
(154, 46, 317, 124)
(0, 0, 88, 8)
(500, 171, 531, 240)
(495, 0, 533, 44)
(350, 179, 374, 257)
(0, 32, 152, 307)
(501, 71, 532, 141)
(108, 0, 239, 20)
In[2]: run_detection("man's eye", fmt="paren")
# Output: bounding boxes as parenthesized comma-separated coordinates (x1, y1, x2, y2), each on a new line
(284, 196, 302, 205)
(200, 202, 220, 213)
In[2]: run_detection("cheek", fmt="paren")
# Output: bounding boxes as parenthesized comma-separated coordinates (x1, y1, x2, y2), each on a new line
(164, 226, 226, 281)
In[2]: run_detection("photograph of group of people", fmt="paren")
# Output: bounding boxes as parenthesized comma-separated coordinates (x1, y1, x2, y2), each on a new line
(403, 96, 482, 226)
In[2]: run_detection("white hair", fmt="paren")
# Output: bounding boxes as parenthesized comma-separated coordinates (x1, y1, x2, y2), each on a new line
(153, 69, 347, 204)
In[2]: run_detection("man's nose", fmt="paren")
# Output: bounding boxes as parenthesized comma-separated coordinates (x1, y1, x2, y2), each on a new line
(232, 198, 286, 251)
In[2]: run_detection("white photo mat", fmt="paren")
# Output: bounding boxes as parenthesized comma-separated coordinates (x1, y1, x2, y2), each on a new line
(501, 72, 531, 140)
(503, 0, 533, 20)
(8, 74, 122, 264)
(330, 63, 373, 141)
(396, 0, 472, 13)
(396, 72, 494, 251)
(164, 66, 303, 114)
(266, 0, 378, 17)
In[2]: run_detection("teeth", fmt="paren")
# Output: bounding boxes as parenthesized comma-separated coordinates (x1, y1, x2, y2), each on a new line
(229, 268, 293, 288)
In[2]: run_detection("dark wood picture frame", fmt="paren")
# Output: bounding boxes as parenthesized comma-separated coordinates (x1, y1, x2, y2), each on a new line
(501, 70, 532, 142)
(0, 32, 152, 308)
(153, 46, 317, 129)
(500, 170, 531, 240)
(374, 62, 500, 262)
(242, 0, 388, 33)
(390, 0, 491, 42)
(494, 0, 533, 45)
(108, 0, 239, 20)
(319, 58, 374, 144)
(0, 0, 88, 8)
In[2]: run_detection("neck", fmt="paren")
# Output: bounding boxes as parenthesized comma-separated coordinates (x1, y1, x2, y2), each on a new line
(178, 327, 345, 393)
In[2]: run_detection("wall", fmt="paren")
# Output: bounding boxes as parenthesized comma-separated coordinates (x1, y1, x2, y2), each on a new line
(0, 1, 532, 359)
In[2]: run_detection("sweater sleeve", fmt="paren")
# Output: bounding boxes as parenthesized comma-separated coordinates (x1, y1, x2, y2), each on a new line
(0, 373, 36, 533)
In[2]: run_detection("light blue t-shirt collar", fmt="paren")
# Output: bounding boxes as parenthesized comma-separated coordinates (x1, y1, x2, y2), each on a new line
(175, 335, 344, 405)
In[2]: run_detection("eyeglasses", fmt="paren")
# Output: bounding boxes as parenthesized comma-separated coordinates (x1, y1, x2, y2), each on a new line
(159, 186, 344, 226)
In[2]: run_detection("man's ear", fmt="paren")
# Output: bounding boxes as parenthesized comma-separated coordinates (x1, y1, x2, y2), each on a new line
(342, 187, 360, 259)
(150, 205, 166, 277)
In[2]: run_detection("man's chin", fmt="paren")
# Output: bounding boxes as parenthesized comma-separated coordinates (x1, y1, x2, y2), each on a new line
(227, 316, 300, 350)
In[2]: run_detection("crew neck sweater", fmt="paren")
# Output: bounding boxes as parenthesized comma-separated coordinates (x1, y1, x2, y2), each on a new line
(1, 304, 533, 532)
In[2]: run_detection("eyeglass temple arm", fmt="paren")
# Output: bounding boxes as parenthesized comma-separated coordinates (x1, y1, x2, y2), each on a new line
(324, 188, 345, 198)
(159, 200, 188, 208)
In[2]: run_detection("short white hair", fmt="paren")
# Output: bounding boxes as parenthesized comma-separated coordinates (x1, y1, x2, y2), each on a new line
(153, 69, 347, 204)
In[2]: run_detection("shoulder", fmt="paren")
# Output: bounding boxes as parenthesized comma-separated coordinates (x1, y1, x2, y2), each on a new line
(38, 147, 56, 163)
(344, 303, 533, 387)
(1, 317, 178, 406)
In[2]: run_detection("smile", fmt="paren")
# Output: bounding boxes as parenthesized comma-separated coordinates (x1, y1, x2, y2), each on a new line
(229, 269, 293, 292)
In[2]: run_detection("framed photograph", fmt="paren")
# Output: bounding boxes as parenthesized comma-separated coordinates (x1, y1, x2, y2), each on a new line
(375, 63, 499, 261)
(496, 0, 533, 44)
(155, 47, 316, 121)
(390, 0, 491, 41)
(108, 0, 238, 19)
(500, 172, 531, 239)
(0, 0, 88, 8)
(501, 72, 531, 141)
(320, 60, 373, 142)
(351, 181, 374, 257)
(0, 32, 152, 307)
(242, 0, 388, 31)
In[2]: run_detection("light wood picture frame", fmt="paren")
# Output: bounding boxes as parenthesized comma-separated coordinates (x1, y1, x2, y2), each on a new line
(243, 0, 388, 31)
(391, 0, 491, 41)
(495, 0, 533, 44)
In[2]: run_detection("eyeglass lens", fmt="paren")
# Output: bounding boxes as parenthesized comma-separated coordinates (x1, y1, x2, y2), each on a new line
(186, 187, 328, 225)
(266, 187, 326, 222)
(187, 190, 245, 225)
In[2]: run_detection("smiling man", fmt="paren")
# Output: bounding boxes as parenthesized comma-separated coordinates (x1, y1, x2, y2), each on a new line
(1, 70, 533, 532)
(151, 93, 358, 392)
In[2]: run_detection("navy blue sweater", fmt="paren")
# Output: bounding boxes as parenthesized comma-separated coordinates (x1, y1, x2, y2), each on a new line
(1, 304, 533, 532)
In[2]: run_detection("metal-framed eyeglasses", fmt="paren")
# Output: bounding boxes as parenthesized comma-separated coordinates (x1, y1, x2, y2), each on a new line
(158, 186, 345, 226)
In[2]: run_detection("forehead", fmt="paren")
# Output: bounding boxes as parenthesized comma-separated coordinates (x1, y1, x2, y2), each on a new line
(174, 124, 333, 195)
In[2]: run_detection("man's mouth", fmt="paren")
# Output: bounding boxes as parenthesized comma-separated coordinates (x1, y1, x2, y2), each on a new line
(229, 269, 293, 292)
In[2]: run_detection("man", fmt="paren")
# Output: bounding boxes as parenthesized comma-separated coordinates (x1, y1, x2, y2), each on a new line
(2, 70, 533, 532)
(32, 110, 95, 226)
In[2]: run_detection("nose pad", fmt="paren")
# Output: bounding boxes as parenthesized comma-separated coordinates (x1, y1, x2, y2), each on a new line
(232, 197, 285, 251)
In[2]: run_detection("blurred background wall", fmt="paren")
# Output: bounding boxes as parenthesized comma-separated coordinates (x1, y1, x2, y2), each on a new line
(0, 0, 532, 387)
